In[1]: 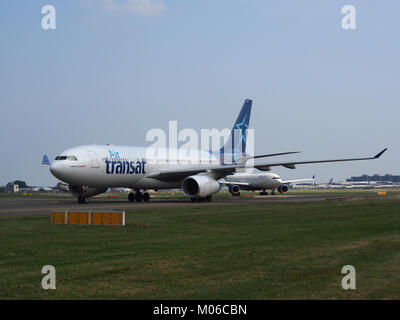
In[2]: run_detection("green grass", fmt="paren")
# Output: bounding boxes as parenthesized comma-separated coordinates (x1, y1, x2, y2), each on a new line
(0, 199, 399, 299)
(0, 192, 72, 199)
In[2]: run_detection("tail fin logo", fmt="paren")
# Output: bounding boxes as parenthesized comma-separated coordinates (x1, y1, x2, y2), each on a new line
(235, 113, 249, 144)
(219, 99, 253, 164)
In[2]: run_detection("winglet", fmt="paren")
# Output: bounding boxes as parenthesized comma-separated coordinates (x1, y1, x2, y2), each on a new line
(374, 148, 387, 159)
(42, 155, 51, 165)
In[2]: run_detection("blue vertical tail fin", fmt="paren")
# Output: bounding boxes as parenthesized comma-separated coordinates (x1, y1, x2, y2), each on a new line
(219, 99, 252, 164)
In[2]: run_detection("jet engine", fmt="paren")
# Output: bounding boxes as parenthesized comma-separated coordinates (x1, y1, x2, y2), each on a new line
(277, 184, 289, 193)
(228, 184, 241, 196)
(69, 185, 107, 198)
(182, 175, 220, 198)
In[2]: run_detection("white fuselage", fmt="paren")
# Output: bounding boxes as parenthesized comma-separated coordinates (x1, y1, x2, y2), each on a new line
(50, 145, 221, 189)
(225, 170, 283, 190)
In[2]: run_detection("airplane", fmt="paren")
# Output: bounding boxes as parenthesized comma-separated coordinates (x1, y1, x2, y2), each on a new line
(315, 178, 334, 189)
(220, 169, 315, 195)
(42, 99, 387, 204)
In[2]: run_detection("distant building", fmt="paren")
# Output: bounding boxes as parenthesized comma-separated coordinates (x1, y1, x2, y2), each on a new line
(346, 174, 400, 183)
(5, 183, 19, 193)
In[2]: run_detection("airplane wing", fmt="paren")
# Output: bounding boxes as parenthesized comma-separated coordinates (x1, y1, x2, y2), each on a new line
(241, 151, 300, 161)
(145, 164, 241, 181)
(254, 148, 387, 171)
(281, 177, 315, 184)
(218, 179, 249, 186)
(145, 148, 387, 181)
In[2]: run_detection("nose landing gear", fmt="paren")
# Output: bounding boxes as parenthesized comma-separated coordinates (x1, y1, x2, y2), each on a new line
(77, 186, 89, 204)
(77, 195, 89, 204)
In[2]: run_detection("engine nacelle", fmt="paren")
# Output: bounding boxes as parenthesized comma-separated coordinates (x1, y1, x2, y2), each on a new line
(182, 175, 220, 198)
(69, 185, 107, 197)
(277, 184, 289, 193)
(228, 184, 241, 196)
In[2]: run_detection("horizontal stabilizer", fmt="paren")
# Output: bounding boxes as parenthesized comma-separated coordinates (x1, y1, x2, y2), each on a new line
(42, 155, 51, 165)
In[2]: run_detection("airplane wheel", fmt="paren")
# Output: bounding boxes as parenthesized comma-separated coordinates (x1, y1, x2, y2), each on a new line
(271, 191, 276, 195)
(128, 193, 135, 202)
(190, 197, 197, 202)
(206, 195, 212, 202)
(78, 195, 89, 204)
(143, 192, 150, 202)
(135, 192, 143, 202)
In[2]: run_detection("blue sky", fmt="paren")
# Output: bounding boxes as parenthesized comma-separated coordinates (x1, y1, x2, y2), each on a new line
(0, 0, 399, 186)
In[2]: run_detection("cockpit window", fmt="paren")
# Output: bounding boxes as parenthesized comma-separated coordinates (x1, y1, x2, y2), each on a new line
(55, 155, 78, 161)
(273, 177, 280, 179)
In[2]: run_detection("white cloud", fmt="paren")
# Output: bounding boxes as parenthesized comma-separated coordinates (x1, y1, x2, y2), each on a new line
(88, 0, 166, 16)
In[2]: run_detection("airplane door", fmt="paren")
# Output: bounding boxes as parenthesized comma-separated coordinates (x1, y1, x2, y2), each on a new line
(88, 151, 100, 168)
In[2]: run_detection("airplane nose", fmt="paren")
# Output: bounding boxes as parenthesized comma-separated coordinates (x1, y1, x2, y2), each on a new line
(50, 163, 57, 175)
(50, 162, 63, 179)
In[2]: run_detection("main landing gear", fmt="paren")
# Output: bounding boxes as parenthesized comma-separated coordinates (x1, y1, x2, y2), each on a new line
(128, 190, 150, 202)
(190, 195, 212, 202)
(259, 190, 276, 196)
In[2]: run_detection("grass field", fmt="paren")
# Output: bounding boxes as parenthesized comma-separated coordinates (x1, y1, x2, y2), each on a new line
(0, 199, 399, 299)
